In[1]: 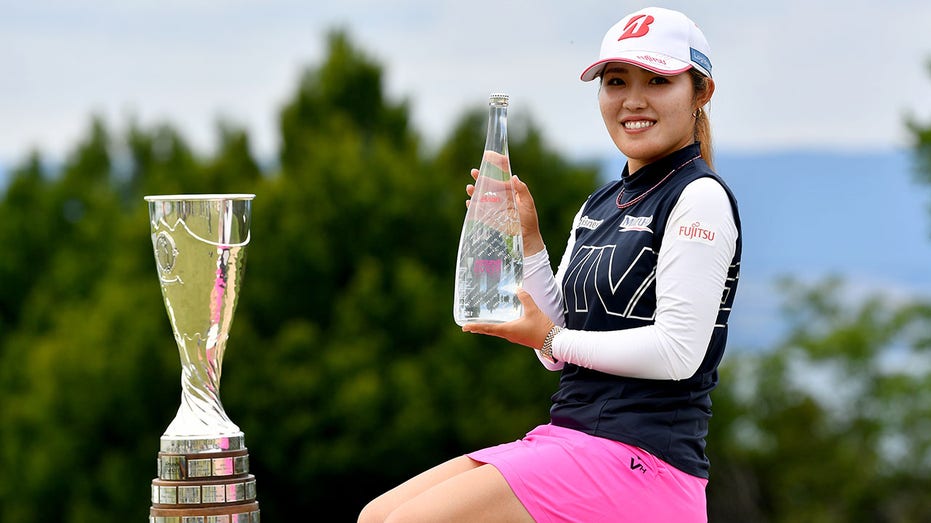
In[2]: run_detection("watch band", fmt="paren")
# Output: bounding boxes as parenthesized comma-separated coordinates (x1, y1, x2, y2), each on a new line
(541, 325, 563, 363)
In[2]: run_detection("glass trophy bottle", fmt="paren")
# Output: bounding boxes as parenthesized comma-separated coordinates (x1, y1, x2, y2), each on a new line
(453, 93, 523, 325)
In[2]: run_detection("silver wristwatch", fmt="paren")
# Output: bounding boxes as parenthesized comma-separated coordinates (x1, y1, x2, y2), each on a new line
(541, 325, 563, 363)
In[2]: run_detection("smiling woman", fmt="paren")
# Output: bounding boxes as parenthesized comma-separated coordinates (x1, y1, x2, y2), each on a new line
(359, 6, 742, 523)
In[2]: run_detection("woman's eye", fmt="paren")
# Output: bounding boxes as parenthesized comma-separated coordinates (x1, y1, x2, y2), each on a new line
(649, 76, 670, 85)
(605, 77, 625, 86)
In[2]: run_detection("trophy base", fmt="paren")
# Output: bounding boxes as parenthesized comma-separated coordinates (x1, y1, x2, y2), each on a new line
(151, 434, 259, 522)
(149, 500, 260, 523)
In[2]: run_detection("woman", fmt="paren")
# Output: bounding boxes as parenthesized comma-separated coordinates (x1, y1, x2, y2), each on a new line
(359, 7, 741, 522)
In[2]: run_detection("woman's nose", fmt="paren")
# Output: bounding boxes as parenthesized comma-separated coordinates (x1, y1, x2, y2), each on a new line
(622, 86, 647, 110)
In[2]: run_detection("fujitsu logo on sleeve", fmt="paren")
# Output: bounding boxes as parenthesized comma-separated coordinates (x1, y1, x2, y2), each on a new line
(678, 221, 716, 243)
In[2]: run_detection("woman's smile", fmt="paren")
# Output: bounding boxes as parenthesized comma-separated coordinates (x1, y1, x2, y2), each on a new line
(622, 118, 656, 131)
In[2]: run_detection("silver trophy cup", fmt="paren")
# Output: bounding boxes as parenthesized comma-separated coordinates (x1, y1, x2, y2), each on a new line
(145, 194, 259, 522)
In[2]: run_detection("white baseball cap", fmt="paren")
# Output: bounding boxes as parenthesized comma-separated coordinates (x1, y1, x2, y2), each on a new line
(580, 7, 712, 82)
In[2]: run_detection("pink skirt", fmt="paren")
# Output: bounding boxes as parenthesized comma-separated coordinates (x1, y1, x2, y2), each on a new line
(467, 424, 707, 523)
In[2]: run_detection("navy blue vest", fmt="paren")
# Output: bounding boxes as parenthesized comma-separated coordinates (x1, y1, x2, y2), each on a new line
(550, 143, 742, 478)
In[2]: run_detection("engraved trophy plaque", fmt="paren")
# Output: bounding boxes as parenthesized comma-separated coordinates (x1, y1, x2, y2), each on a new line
(145, 194, 259, 523)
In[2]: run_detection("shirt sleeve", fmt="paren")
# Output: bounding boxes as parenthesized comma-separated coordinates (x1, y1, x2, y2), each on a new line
(551, 177, 738, 380)
(520, 204, 586, 371)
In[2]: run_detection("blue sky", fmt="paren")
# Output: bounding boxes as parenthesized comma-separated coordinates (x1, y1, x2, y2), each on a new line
(2, 0, 931, 167)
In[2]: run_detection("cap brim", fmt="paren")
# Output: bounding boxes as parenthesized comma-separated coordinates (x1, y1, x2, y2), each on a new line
(580, 54, 692, 82)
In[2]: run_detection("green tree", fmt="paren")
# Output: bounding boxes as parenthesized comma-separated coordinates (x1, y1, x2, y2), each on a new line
(0, 29, 598, 522)
(0, 152, 53, 336)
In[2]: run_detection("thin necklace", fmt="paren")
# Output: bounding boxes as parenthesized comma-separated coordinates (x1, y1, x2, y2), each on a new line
(616, 154, 701, 209)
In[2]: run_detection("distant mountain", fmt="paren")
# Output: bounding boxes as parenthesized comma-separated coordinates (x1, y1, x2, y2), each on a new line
(602, 149, 931, 350)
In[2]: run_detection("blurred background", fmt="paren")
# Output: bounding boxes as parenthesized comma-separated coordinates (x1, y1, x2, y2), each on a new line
(2, 1, 931, 521)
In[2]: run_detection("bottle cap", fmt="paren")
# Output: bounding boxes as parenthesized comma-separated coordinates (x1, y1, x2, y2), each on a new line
(488, 93, 509, 106)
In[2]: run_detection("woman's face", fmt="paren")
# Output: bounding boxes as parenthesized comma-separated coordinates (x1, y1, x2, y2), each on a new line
(598, 64, 712, 173)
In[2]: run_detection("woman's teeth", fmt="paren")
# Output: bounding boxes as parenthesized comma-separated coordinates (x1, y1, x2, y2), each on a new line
(624, 120, 654, 130)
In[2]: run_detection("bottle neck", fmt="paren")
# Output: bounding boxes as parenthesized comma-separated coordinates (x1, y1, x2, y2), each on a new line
(484, 104, 509, 156)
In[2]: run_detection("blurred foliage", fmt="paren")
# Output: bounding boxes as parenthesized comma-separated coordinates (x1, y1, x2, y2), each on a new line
(1, 29, 931, 522)
(707, 278, 931, 522)
(0, 30, 592, 521)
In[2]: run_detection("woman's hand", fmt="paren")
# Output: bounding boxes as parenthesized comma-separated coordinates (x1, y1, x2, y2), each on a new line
(461, 289, 555, 350)
(466, 153, 545, 256)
